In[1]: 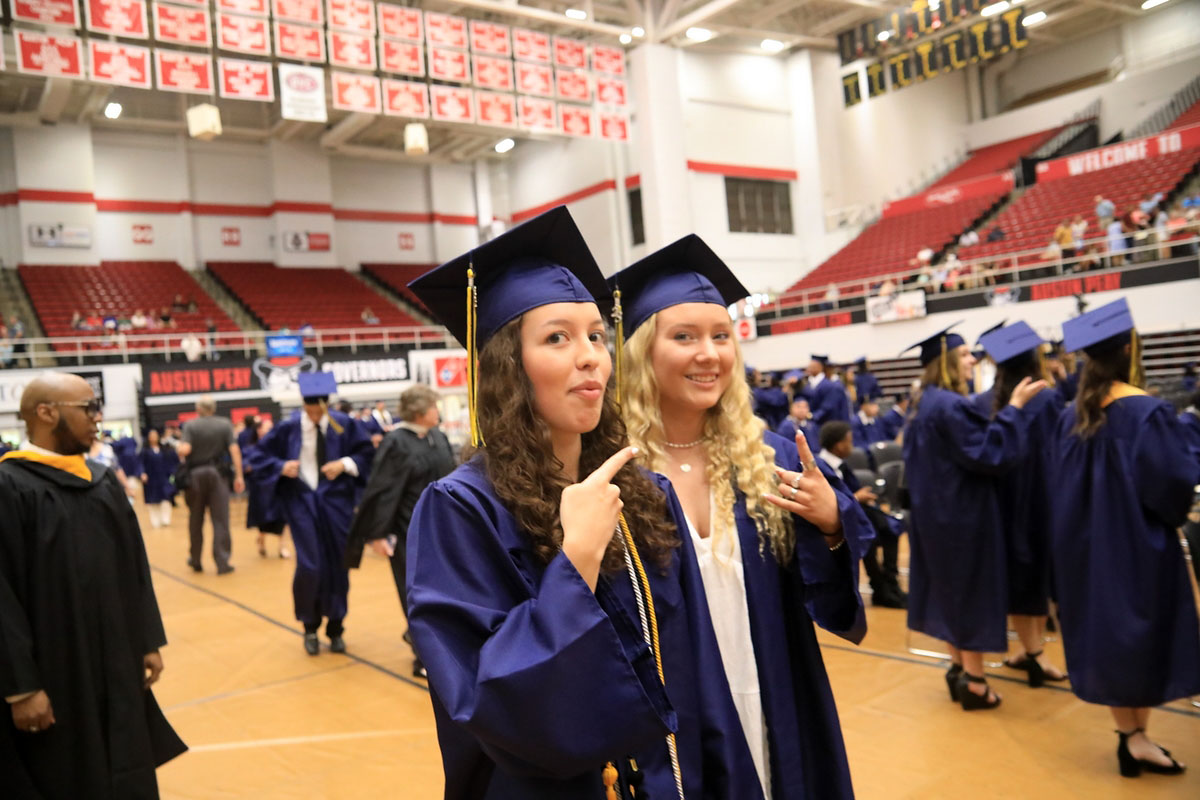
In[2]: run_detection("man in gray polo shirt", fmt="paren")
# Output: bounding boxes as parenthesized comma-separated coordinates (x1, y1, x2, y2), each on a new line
(176, 395, 244, 574)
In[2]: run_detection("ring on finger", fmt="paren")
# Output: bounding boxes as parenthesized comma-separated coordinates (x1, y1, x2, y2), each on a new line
(788, 485, 799, 499)
(803, 460, 818, 472)
(790, 475, 802, 489)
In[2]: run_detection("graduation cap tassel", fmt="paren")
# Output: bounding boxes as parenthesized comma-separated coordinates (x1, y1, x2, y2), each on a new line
(612, 288, 625, 406)
(319, 399, 345, 435)
(466, 266, 485, 448)
(1129, 328, 1143, 388)
(938, 335, 951, 390)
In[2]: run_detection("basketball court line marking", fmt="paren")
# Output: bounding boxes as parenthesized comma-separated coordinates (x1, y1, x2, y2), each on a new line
(188, 728, 433, 753)
(164, 663, 357, 712)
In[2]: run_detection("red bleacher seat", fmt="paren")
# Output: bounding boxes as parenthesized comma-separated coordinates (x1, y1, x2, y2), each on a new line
(360, 263, 434, 314)
(208, 261, 437, 344)
(18, 261, 242, 353)
(928, 127, 1061, 190)
(1167, 98, 1200, 131)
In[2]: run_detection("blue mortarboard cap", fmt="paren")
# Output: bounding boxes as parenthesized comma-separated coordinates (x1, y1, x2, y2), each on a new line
(408, 206, 608, 347)
(298, 371, 337, 399)
(854, 357, 868, 367)
(978, 321, 1046, 365)
(1062, 297, 1134, 355)
(811, 354, 830, 366)
(784, 369, 805, 381)
(608, 235, 749, 336)
(902, 321, 966, 365)
(976, 319, 1007, 345)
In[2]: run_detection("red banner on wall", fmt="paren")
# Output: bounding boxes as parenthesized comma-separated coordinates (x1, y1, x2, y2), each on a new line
(86, 0, 149, 39)
(276, 20, 325, 62)
(1035, 123, 1200, 182)
(15, 31, 84, 78)
(218, 12, 271, 55)
(14, 0, 80, 27)
(273, 0, 321, 24)
(881, 171, 1013, 219)
(383, 78, 429, 118)
(516, 61, 552, 97)
(379, 4, 421, 42)
(474, 55, 513, 91)
(381, 40, 423, 76)
(329, 29, 377, 70)
(154, 2, 211, 47)
(475, 90, 516, 127)
(156, 49, 214, 94)
(88, 40, 152, 88)
(513, 28, 550, 63)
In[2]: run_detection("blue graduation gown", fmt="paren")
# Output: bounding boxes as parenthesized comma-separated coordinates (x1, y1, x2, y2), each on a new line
(808, 380, 851, 428)
(753, 386, 789, 430)
(877, 407, 906, 441)
(903, 387, 1028, 652)
(240, 438, 287, 532)
(406, 459, 760, 800)
(138, 446, 178, 504)
(113, 437, 142, 478)
(248, 411, 374, 625)
(737, 431, 871, 800)
(854, 372, 881, 406)
(775, 417, 819, 454)
(850, 415, 886, 450)
(1179, 409, 1200, 463)
(1050, 395, 1200, 707)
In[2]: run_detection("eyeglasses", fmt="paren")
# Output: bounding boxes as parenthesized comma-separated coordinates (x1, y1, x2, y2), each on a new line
(48, 399, 104, 418)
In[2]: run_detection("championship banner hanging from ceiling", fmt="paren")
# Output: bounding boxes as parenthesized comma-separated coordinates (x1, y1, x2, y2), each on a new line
(276, 20, 326, 62)
(273, 0, 322, 25)
(153, 2, 212, 48)
(14, 0, 80, 27)
(838, 0, 994, 66)
(15, 30, 84, 78)
(88, 39, 153, 88)
(475, 90, 516, 128)
(383, 78, 429, 118)
(519, 96, 556, 132)
(379, 4, 422, 42)
(155, 48, 214, 94)
(380, 40, 424, 76)
(86, 0, 149, 39)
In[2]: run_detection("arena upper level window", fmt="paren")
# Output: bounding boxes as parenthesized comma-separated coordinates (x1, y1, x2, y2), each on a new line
(725, 177, 794, 235)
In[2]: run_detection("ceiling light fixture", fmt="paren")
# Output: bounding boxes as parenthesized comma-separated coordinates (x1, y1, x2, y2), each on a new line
(632, 26, 645, 37)
(981, 1, 1010, 17)
(1141, 0, 1169, 8)
(495, 138, 515, 154)
(565, 8, 587, 20)
(686, 27, 713, 42)
(103, 102, 123, 120)
(1023, 10, 1047, 25)
(620, 33, 632, 44)
(877, 30, 891, 42)
(761, 38, 786, 53)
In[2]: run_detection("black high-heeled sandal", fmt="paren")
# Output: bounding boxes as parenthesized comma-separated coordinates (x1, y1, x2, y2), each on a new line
(1116, 729, 1186, 778)
(957, 672, 1001, 711)
(1003, 650, 1067, 688)
(944, 663, 963, 702)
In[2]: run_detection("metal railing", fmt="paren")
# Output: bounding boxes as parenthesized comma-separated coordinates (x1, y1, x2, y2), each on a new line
(8, 324, 455, 367)
(1029, 99, 1102, 160)
(1126, 74, 1200, 142)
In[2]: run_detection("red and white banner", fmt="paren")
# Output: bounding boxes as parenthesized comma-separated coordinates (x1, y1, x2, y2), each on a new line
(559, 104, 594, 137)
(556, 70, 590, 103)
(553, 36, 587, 69)
(1036, 124, 1200, 182)
(592, 44, 626, 76)
(14, 0, 80, 27)
(132, 224, 153, 244)
(470, 20, 510, 56)
(329, 30, 377, 70)
(429, 47, 469, 83)
(383, 78, 429, 118)
(380, 40, 423, 76)
(595, 77, 627, 106)
(222, 227, 241, 246)
(86, 0, 149, 39)
(15, 31, 84, 78)
(219, 12, 271, 56)
(217, 0, 267, 16)
(155, 48, 214, 94)
(425, 11, 467, 49)
(331, 71, 381, 113)
(379, 4, 421, 42)
(153, 2, 212, 47)
(513, 28, 550, 63)
(881, 171, 1013, 219)
(273, 0, 322, 24)
(475, 90, 516, 127)
(431, 85, 474, 123)
(218, 57, 275, 101)
(519, 96, 556, 133)
(275, 21, 325, 62)
(88, 40, 152, 88)
(327, 0, 374, 34)
(474, 55, 513, 91)
(516, 61, 553, 97)
(599, 112, 630, 142)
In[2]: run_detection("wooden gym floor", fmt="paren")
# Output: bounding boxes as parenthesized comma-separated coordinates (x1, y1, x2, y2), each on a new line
(140, 497, 1199, 799)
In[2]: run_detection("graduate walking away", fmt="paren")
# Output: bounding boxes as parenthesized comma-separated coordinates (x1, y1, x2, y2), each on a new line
(406, 207, 758, 799)
(346, 384, 457, 678)
(249, 373, 375, 655)
(610, 236, 873, 799)
(239, 416, 290, 559)
(0, 373, 186, 799)
(902, 323, 1047, 711)
(1051, 298, 1198, 778)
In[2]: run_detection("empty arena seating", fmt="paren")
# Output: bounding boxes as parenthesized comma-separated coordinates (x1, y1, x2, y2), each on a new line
(360, 263, 434, 314)
(1167, 97, 1200, 131)
(19, 261, 240, 352)
(956, 147, 1200, 271)
(208, 261, 430, 343)
(928, 127, 1060, 190)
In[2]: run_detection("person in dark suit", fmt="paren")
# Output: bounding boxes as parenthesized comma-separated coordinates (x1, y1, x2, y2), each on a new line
(346, 384, 457, 677)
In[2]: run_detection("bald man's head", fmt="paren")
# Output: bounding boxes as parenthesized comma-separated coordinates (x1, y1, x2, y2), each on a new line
(20, 373, 99, 455)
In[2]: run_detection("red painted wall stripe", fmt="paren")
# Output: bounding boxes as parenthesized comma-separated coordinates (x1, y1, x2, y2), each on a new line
(511, 179, 618, 223)
(433, 212, 478, 225)
(271, 201, 334, 214)
(95, 199, 190, 213)
(625, 174, 641, 189)
(335, 208, 434, 223)
(0, 191, 17, 207)
(192, 202, 273, 217)
(19, 188, 96, 203)
(686, 160, 797, 182)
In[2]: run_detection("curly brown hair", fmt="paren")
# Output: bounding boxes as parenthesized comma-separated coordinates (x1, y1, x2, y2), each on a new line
(1073, 340, 1139, 438)
(471, 317, 679, 572)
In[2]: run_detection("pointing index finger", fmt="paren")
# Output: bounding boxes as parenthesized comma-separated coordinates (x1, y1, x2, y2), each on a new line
(584, 446, 639, 486)
(794, 432, 818, 469)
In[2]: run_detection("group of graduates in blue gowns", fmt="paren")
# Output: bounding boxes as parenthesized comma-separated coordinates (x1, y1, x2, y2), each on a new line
(401, 207, 872, 799)
(900, 299, 1198, 777)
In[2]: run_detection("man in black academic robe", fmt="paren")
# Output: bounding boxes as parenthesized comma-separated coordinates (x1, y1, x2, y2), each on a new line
(0, 373, 186, 799)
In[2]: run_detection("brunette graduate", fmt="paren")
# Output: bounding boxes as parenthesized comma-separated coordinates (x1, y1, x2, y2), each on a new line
(610, 235, 874, 800)
(1051, 297, 1198, 778)
(972, 322, 1067, 687)
(901, 323, 1047, 711)
(405, 208, 757, 800)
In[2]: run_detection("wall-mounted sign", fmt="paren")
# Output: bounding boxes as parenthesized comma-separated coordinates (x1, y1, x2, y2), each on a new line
(279, 62, 327, 122)
(282, 231, 331, 252)
(28, 223, 93, 248)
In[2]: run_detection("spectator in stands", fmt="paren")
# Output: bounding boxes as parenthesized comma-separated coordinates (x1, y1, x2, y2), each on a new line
(915, 263, 934, 294)
(942, 250, 962, 292)
(1139, 192, 1163, 216)
(186, 297, 199, 313)
(917, 246, 934, 265)
(205, 318, 218, 361)
(299, 321, 315, 338)
(1107, 217, 1127, 267)
(130, 309, 148, 329)
(171, 294, 188, 313)
(361, 307, 380, 325)
(70, 310, 85, 330)
(1154, 201, 1170, 259)
(824, 282, 840, 310)
(1075, 245, 1102, 273)
(877, 277, 897, 297)
(959, 229, 980, 247)
(931, 260, 949, 293)
(116, 313, 133, 332)
(181, 332, 204, 363)
(1054, 219, 1076, 261)
(102, 312, 118, 331)
(158, 307, 176, 328)
(1071, 214, 1088, 252)
(1095, 194, 1115, 228)
(986, 225, 1005, 242)
(0, 325, 13, 369)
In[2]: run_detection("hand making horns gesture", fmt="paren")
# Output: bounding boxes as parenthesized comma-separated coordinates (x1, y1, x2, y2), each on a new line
(766, 433, 842, 538)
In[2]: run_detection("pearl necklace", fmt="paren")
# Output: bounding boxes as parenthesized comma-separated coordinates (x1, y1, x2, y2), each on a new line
(665, 439, 704, 472)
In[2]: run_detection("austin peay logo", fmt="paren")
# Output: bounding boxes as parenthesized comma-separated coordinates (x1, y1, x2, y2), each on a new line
(985, 286, 1020, 306)
(285, 71, 318, 91)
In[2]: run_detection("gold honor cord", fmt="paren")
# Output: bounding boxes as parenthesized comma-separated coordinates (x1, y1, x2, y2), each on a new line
(612, 288, 626, 406)
(466, 266, 485, 448)
(938, 334, 951, 390)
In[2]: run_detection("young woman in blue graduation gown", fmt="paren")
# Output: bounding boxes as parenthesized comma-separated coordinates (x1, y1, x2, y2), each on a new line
(1050, 318, 1198, 777)
(239, 416, 290, 558)
(405, 215, 758, 799)
(970, 330, 1067, 687)
(612, 236, 874, 799)
(903, 331, 1047, 710)
(138, 428, 177, 529)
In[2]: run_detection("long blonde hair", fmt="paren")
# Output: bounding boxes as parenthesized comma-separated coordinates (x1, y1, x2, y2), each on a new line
(619, 312, 792, 564)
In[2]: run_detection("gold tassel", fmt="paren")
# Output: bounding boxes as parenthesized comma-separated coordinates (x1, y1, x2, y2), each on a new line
(319, 398, 344, 434)
(612, 288, 625, 406)
(1130, 328, 1143, 388)
(466, 266, 485, 448)
(603, 762, 619, 800)
(938, 335, 951, 390)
